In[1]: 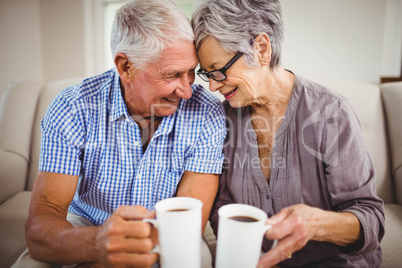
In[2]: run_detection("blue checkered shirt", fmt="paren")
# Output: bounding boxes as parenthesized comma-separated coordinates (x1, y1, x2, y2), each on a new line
(39, 69, 226, 225)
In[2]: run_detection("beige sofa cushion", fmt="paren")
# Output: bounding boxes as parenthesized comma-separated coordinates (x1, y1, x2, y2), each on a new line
(314, 79, 392, 203)
(0, 81, 43, 203)
(382, 204, 402, 267)
(0, 191, 31, 267)
(381, 82, 402, 206)
(27, 77, 84, 190)
(0, 81, 43, 159)
(0, 152, 28, 204)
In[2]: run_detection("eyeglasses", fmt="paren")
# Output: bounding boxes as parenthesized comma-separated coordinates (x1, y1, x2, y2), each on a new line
(197, 51, 244, 82)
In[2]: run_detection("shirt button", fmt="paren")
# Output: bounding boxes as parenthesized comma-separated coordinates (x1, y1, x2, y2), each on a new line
(266, 195, 270, 200)
(133, 141, 140, 146)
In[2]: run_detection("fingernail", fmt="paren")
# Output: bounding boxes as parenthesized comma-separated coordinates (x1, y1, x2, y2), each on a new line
(147, 210, 156, 217)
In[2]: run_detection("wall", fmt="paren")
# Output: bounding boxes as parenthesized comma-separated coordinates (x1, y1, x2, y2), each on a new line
(381, 0, 402, 77)
(0, 0, 44, 97)
(0, 0, 86, 99)
(0, 0, 401, 98)
(280, 0, 388, 84)
(39, 0, 86, 82)
(196, 0, 401, 91)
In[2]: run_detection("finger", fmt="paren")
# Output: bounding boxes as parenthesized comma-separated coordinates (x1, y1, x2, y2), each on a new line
(265, 208, 289, 225)
(125, 221, 153, 238)
(259, 235, 300, 267)
(115, 205, 155, 220)
(106, 219, 153, 238)
(150, 225, 159, 246)
(106, 236, 154, 253)
(108, 252, 158, 268)
(265, 214, 297, 240)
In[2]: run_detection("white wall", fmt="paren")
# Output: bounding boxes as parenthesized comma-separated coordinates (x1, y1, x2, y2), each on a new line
(0, 0, 401, 99)
(0, 0, 86, 99)
(196, 0, 401, 92)
(0, 0, 44, 97)
(280, 0, 389, 84)
(381, 0, 402, 77)
(39, 0, 86, 82)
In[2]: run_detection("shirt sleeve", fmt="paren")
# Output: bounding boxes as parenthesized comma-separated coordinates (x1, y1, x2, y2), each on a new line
(184, 100, 226, 174)
(39, 92, 85, 176)
(208, 104, 237, 236)
(209, 164, 234, 236)
(322, 99, 385, 255)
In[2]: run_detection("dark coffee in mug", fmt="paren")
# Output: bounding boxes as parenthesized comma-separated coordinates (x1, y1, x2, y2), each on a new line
(228, 216, 258, 222)
(167, 208, 189, 212)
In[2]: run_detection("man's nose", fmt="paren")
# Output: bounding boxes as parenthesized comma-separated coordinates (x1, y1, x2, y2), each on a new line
(176, 74, 194, 100)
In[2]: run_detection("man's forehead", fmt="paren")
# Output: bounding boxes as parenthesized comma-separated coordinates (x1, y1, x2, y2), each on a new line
(158, 55, 198, 71)
(160, 61, 198, 74)
(147, 41, 197, 70)
(160, 41, 196, 57)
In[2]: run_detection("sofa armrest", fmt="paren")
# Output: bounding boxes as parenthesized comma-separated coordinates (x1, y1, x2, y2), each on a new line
(0, 150, 28, 204)
(382, 204, 402, 267)
(26, 77, 84, 190)
(0, 81, 43, 159)
(0, 191, 32, 267)
(381, 82, 402, 206)
(0, 81, 43, 203)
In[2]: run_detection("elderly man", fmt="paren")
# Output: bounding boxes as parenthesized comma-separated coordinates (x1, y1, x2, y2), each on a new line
(12, 0, 225, 267)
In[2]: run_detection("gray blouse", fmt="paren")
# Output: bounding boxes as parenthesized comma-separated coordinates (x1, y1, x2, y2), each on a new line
(210, 75, 385, 267)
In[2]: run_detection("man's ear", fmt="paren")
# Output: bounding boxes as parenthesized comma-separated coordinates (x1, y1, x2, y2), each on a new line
(253, 33, 272, 66)
(115, 52, 133, 83)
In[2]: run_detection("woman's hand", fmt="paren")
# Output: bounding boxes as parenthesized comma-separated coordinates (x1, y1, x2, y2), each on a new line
(257, 204, 362, 268)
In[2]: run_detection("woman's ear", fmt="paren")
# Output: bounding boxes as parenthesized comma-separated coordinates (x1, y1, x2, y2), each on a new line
(114, 52, 133, 83)
(253, 33, 271, 66)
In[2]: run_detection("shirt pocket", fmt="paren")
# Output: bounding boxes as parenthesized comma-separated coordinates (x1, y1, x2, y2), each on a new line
(154, 169, 182, 204)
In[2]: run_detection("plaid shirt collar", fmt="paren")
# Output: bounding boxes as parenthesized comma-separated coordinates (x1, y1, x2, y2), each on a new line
(109, 68, 176, 137)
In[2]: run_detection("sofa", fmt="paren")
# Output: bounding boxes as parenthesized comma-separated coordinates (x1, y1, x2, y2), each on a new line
(0, 77, 401, 268)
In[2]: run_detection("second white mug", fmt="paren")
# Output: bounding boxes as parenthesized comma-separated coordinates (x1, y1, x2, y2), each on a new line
(215, 203, 277, 268)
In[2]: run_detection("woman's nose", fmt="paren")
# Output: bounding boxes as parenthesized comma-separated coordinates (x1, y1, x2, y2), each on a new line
(209, 78, 223, 93)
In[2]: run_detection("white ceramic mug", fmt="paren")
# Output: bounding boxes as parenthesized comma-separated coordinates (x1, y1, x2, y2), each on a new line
(144, 197, 203, 268)
(215, 204, 278, 268)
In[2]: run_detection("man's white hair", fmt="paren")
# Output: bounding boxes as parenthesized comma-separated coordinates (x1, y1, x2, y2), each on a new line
(110, 0, 194, 69)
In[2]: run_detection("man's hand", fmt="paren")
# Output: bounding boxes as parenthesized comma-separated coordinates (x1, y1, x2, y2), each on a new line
(94, 205, 158, 267)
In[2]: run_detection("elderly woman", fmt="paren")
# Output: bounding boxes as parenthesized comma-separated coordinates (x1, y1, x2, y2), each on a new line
(192, 0, 384, 267)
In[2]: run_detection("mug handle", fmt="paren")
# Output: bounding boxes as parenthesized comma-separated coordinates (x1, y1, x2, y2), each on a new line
(142, 219, 160, 254)
(262, 224, 278, 248)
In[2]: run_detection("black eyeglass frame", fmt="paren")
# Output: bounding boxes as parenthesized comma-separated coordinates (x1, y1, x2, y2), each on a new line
(197, 51, 244, 82)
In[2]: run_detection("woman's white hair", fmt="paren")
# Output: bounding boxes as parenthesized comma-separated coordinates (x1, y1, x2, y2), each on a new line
(192, 0, 284, 69)
(111, 0, 194, 69)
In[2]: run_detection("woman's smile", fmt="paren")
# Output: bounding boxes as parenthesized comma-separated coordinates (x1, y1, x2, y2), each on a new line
(222, 87, 238, 100)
